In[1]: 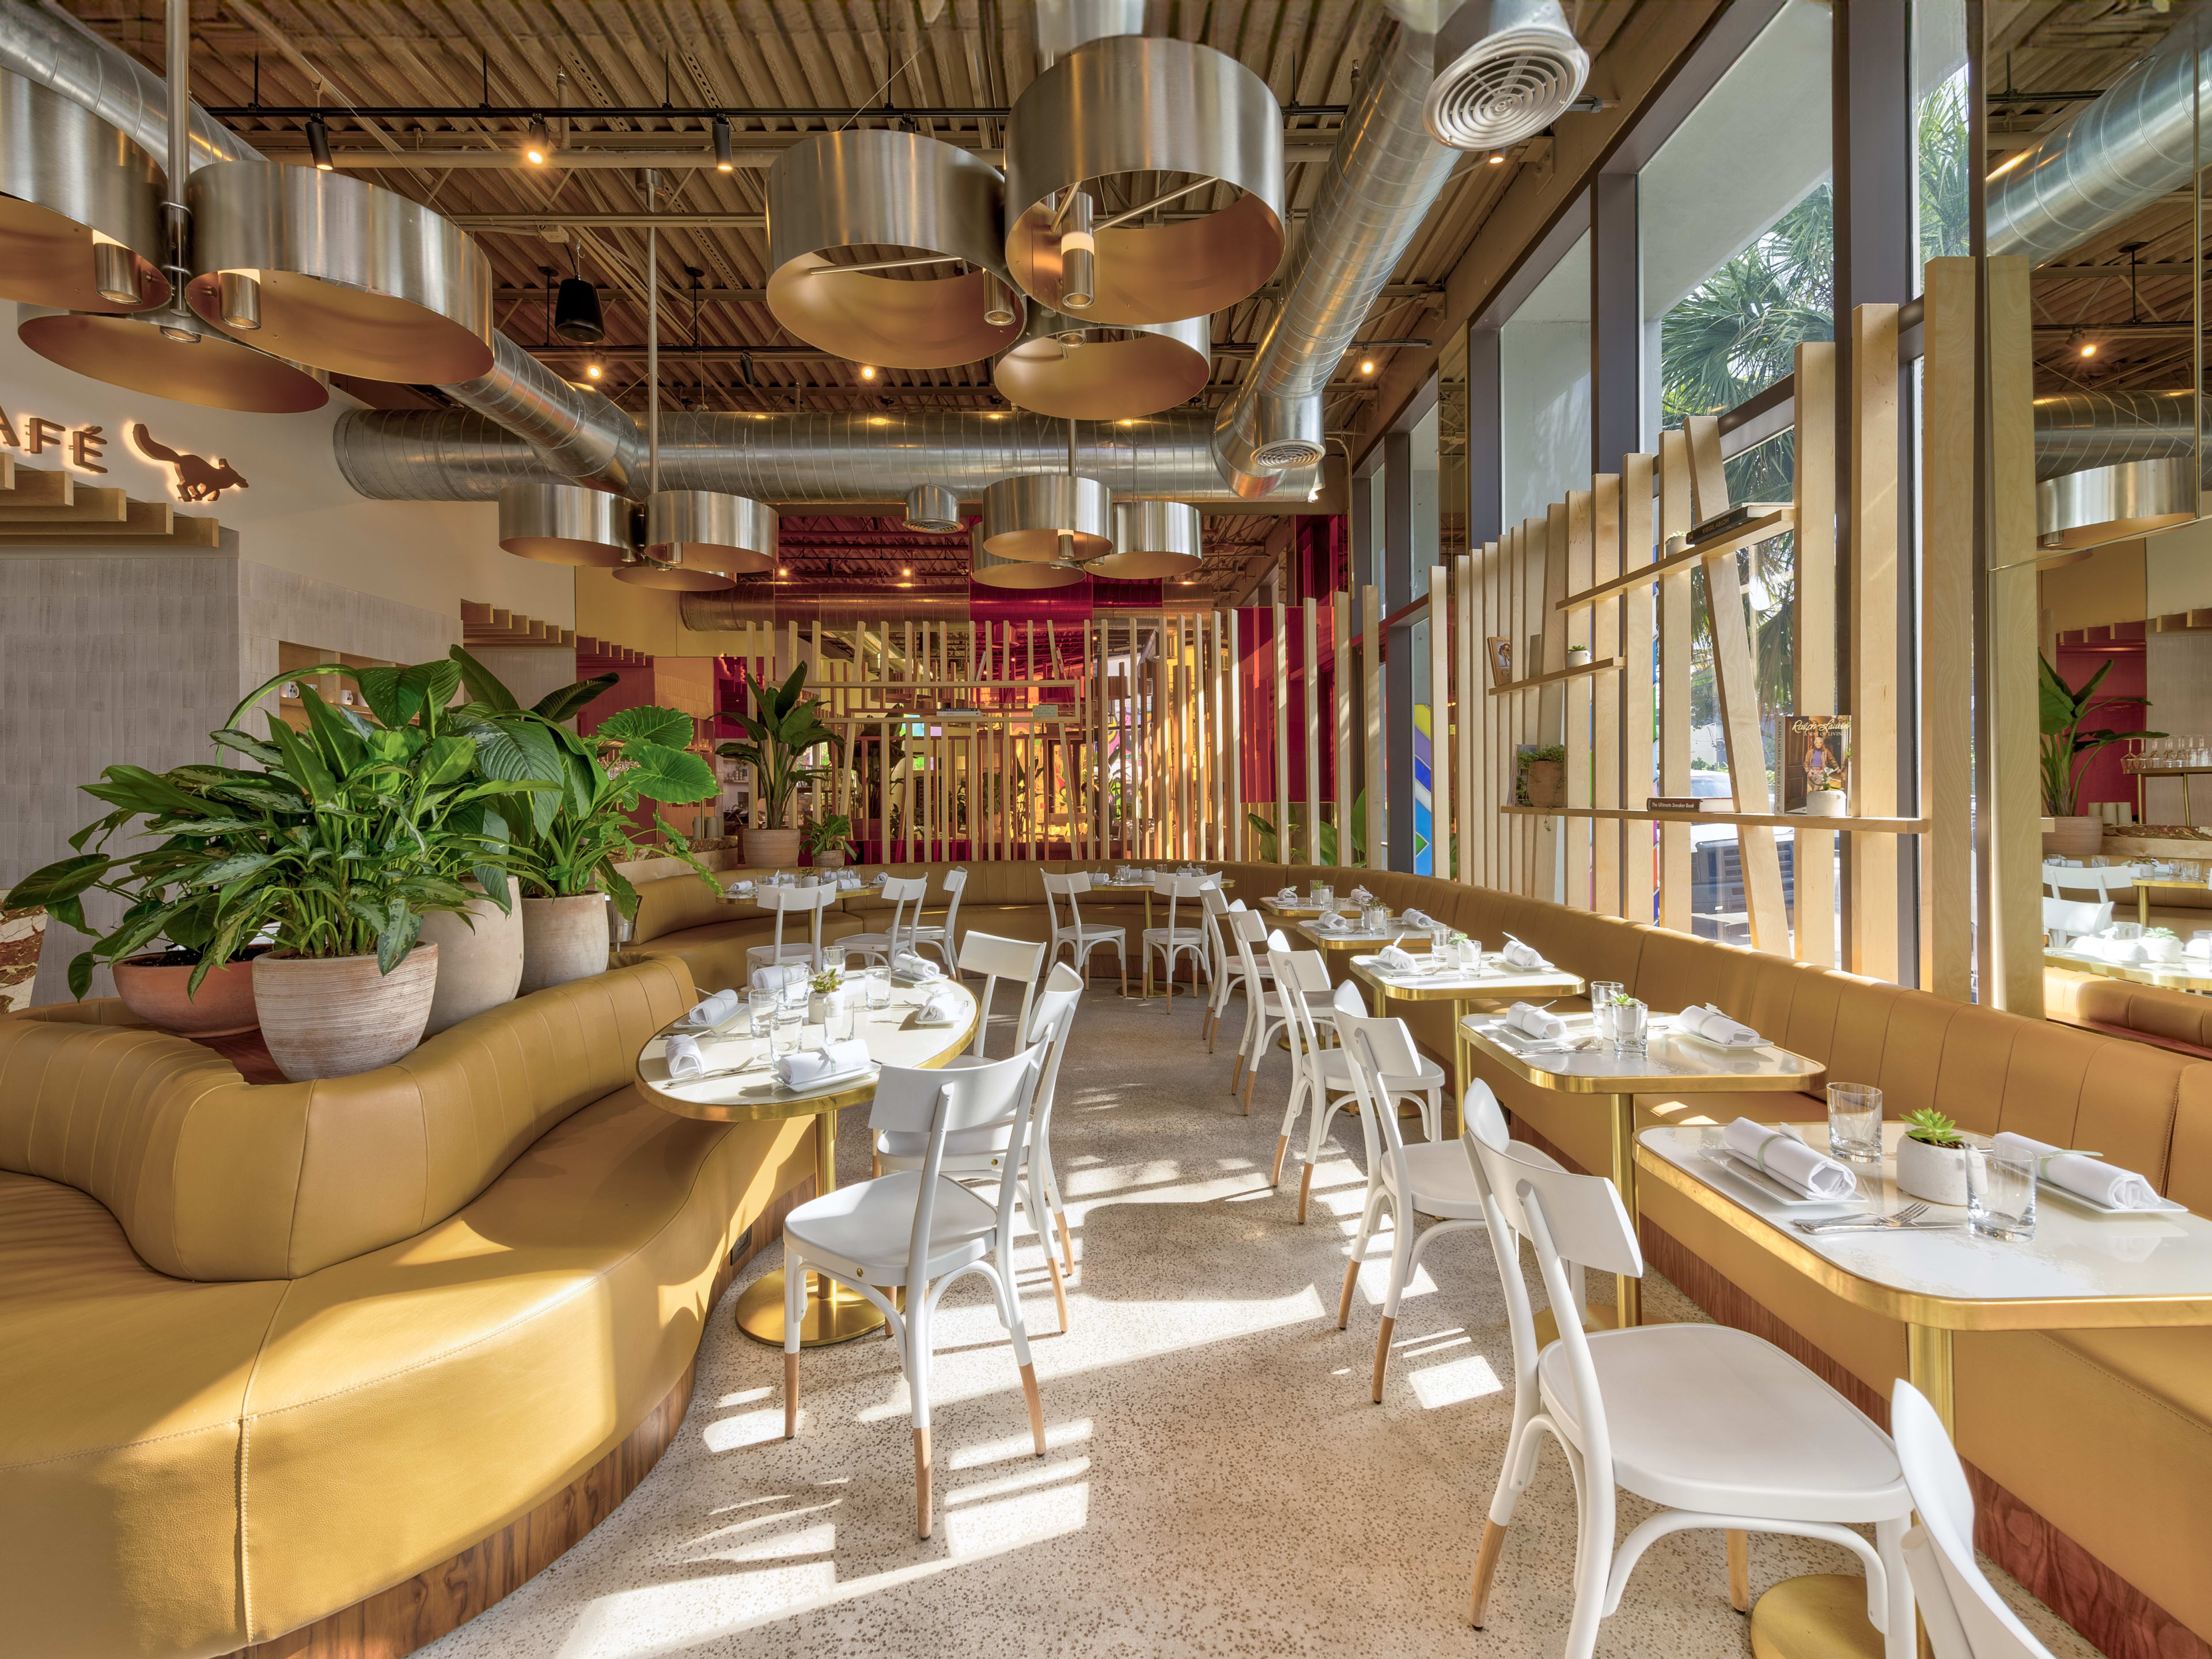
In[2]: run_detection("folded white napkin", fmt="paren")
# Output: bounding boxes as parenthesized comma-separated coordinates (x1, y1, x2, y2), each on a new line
(837, 874, 862, 890)
(1377, 942, 1419, 971)
(1676, 1002, 1762, 1047)
(673, 988, 742, 1031)
(1722, 1118, 1857, 1199)
(920, 984, 962, 1022)
(750, 961, 808, 992)
(777, 1038, 871, 1088)
(1313, 912, 1350, 933)
(1277, 887, 1299, 900)
(1403, 908, 1434, 928)
(2187, 937, 2212, 961)
(725, 879, 756, 896)
(892, 949, 942, 980)
(1502, 939, 1549, 970)
(1350, 886, 1374, 904)
(664, 1033, 706, 1080)
(1992, 1131, 2160, 1209)
(1505, 1002, 1565, 1041)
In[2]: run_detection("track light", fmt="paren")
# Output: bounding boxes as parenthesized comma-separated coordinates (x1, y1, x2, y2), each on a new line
(2070, 328, 2098, 359)
(585, 361, 603, 379)
(306, 112, 334, 171)
(524, 117, 552, 166)
(1487, 149, 1508, 165)
(1359, 358, 1376, 374)
(713, 115, 734, 172)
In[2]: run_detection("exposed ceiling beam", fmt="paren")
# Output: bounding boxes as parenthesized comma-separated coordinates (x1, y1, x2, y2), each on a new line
(490, 282, 1445, 304)
(528, 340, 1427, 363)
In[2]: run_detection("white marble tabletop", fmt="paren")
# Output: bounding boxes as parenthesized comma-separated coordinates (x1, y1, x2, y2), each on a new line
(1639, 1120, 2212, 1324)
(1351, 952, 1584, 999)
(1461, 1009, 1824, 1093)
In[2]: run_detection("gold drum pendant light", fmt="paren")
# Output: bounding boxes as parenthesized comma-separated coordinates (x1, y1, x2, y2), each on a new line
(1090, 499, 1202, 579)
(767, 131, 1025, 371)
(497, 480, 632, 567)
(0, 71, 168, 313)
(184, 161, 494, 382)
(993, 308, 1210, 421)
(619, 490, 775, 589)
(17, 302, 329, 411)
(1003, 35, 1284, 325)
(972, 517, 1084, 589)
(979, 473, 1114, 563)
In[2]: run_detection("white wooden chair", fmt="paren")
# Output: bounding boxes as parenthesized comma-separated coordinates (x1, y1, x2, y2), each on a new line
(744, 882, 839, 975)
(1891, 1380, 2057, 1659)
(1041, 870, 1128, 994)
(1334, 1017, 1499, 1402)
(1198, 887, 1248, 1046)
(781, 1044, 1050, 1539)
(1461, 1130, 1914, 1658)
(878, 963, 1086, 1329)
(1142, 873, 1212, 1003)
(841, 875, 928, 966)
(1265, 952, 1362, 1221)
(904, 868, 969, 974)
(2042, 895, 2112, 947)
(958, 929, 1046, 1059)
(1224, 912, 1282, 1105)
(2041, 859, 2134, 901)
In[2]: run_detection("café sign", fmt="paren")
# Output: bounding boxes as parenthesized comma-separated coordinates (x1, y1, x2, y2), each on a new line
(0, 402, 249, 502)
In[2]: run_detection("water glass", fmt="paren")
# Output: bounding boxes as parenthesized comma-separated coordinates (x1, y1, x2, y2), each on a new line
(1825, 1082, 1884, 1164)
(1589, 981, 1623, 1041)
(866, 970, 892, 1010)
(748, 988, 777, 1038)
(1459, 936, 1484, 972)
(768, 1012, 802, 1058)
(1611, 997, 1649, 1055)
(1363, 902, 1388, 933)
(1314, 884, 1334, 910)
(824, 999, 857, 1044)
(1429, 923, 1451, 959)
(1967, 1139, 2038, 1240)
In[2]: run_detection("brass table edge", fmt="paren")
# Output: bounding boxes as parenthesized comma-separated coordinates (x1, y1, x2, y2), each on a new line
(1459, 1021, 1827, 1096)
(1349, 960, 1584, 1003)
(635, 993, 982, 1122)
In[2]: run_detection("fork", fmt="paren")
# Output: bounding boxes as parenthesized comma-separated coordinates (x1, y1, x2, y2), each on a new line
(1795, 1202, 1929, 1234)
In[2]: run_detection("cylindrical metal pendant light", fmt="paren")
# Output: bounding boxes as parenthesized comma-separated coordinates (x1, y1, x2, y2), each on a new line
(639, 488, 778, 578)
(904, 483, 963, 534)
(972, 516, 1084, 589)
(767, 130, 1025, 370)
(184, 161, 494, 382)
(980, 472, 1113, 563)
(993, 308, 1211, 421)
(0, 70, 168, 313)
(1003, 35, 1285, 325)
(497, 480, 631, 566)
(553, 275, 604, 344)
(1090, 499, 1202, 579)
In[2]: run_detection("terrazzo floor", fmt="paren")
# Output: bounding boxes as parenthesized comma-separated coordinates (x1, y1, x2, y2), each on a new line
(419, 981, 2105, 1659)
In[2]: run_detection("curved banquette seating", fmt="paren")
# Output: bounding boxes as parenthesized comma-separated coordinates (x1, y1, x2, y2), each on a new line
(0, 958, 813, 1659)
(632, 856, 2212, 1653)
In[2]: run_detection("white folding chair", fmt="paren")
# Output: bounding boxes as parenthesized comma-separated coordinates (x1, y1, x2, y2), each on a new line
(1461, 1131, 1914, 1657)
(744, 882, 839, 975)
(1891, 1380, 2058, 1659)
(1335, 1018, 1497, 1402)
(842, 875, 928, 965)
(2041, 895, 2112, 947)
(1142, 873, 1212, 1003)
(905, 868, 968, 974)
(959, 929, 1046, 1059)
(879, 964, 1086, 1328)
(1042, 870, 1128, 994)
(782, 1045, 1050, 1539)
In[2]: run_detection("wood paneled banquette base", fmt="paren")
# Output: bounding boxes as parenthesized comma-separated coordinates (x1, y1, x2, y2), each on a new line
(1512, 1118, 2210, 1659)
(224, 1173, 815, 1659)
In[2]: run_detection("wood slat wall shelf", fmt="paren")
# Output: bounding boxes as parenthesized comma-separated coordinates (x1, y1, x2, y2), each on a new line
(1501, 804, 1929, 832)
(461, 600, 579, 649)
(0, 463, 75, 508)
(0, 463, 219, 546)
(576, 637, 650, 667)
(1554, 507, 1795, 615)
(1487, 656, 1624, 695)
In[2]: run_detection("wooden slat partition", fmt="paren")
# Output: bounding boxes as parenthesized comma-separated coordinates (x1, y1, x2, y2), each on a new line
(1535, 507, 1567, 901)
(1429, 562, 1451, 879)
(1986, 257, 2043, 1017)
(1334, 591, 1353, 867)
(1849, 304, 1902, 983)
(1363, 584, 1385, 874)
(1656, 434, 1695, 930)
(1563, 491, 1594, 908)
(1590, 475, 1623, 916)
(1794, 342, 1840, 969)
(1304, 597, 1323, 866)
(1455, 551, 1476, 885)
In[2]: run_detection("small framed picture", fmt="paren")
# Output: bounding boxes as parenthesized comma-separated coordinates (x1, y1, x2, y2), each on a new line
(280, 680, 300, 700)
(1784, 715, 1852, 812)
(1484, 636, 1514, 688)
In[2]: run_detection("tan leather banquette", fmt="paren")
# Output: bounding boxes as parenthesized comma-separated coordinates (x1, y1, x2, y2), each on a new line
(0, 959, 813, 1659)
(628, 856, 2212, 1655)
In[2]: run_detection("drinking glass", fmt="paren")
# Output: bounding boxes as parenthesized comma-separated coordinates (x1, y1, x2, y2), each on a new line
(748, 988, 777, 1039)
(1459, 936, 1484, 972)
(1825, 1082, 1884, 1164)
(866, 969, 892, 1010)
(1611, 998, 1649, 1055)
(824, 1000, 857, 1044)
(1967, 1139, 2038, 1240)
(1363, 902, 1388, 933)
(1315, 884, 1334, 910)
(769, 1012, 802, 1058)
(1589, 981, 1623, 1041)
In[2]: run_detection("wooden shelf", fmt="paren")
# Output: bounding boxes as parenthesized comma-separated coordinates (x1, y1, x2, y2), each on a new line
(1555, 508, 1794, 615)
(1487, 656, 1623, 695)
(1501, 803, 1927, 833)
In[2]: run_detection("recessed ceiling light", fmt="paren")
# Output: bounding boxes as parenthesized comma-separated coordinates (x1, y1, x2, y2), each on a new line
(1359, 359, 1376, 374)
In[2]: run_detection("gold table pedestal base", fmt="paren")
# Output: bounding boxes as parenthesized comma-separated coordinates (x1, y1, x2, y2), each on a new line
(1749, 1574, 1883, 1659)
(735, 1269, 887, 1346)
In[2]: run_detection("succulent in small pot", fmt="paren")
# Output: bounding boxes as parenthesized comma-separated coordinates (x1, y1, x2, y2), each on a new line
(2142, 926, 2183, 964)
(1895, 1108, 1971, 1206)
(809, 964, 844, 1023)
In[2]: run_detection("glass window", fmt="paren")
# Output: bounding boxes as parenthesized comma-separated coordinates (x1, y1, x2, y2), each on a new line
(1640, 0, 1833, 444)
(1914, 0, 1970, 291)
(1499, 229, 1590, 529)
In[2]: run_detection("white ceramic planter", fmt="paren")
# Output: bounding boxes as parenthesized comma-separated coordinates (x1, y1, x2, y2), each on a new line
(1895, 1134, 1970, 1206)
(417, 888, 526, 1035)
(253, 947, 438, 1081)
(519, 894, 611, 994)
(1805, 789, 1848, 818)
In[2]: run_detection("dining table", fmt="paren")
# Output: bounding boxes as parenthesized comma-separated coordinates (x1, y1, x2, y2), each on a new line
(1636, 1118, 2212, 1658)
(1092, 870, 1231, 999)
(1460, 1009, 1826, 1328)
(1348, 950, 1585, 1138)
(635, 974, 979, 1347)
(2045, 943, 2212, 994)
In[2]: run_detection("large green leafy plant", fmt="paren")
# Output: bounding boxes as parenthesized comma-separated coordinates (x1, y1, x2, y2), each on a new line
(7, 658, 537, 996)
(2040, 656, 2159, 817)
(716, 664, 844, 831)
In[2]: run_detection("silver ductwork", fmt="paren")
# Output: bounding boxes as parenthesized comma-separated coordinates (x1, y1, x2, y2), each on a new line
(440, 334, 647, 491)
(334, 407, 1315, 506)
(0, 0, 256, 171)
(1212, 15, 1461, 494)
(1987, 16, 2205, 266)
(2034, 391, 2199, 481)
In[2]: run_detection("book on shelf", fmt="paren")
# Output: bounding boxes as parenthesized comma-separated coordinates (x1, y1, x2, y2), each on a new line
(1646, 796, 1733, 813)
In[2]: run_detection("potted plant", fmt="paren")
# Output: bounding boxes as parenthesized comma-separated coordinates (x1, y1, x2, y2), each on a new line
(2041, 656, 2159, 857)
(2143, 926, 2182, 963)
(717, 665, 844, 870)
(1517, 744, 1568, 809)
(1895, 1108, 1971, 1205)
(805, 812, 854, 870)
(808, 964, 843, 1024)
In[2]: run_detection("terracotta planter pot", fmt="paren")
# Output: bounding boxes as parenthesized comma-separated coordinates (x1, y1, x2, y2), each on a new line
(812, 849, 848, 869)
(2041, 815, 2103, 858)
(746, 828, 802, 870)
(253, 947, 438, 1081)
(113, 952, 261, 1036)
(1521, 758, 1566, 810)
(520, 894, 611, 994)
(1895, 1134, 1970, 1206)
(416, 889, 525, 1035)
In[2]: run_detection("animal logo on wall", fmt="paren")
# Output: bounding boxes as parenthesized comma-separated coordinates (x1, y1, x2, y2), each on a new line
(128, 424, 249, 502)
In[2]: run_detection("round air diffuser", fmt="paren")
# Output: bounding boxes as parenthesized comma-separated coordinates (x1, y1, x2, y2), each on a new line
(904, 483, 963, 534)
(1425, 0, 1590, 151)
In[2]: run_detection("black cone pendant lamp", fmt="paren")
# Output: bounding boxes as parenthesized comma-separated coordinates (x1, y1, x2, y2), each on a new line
(553, 244, 604, 345)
